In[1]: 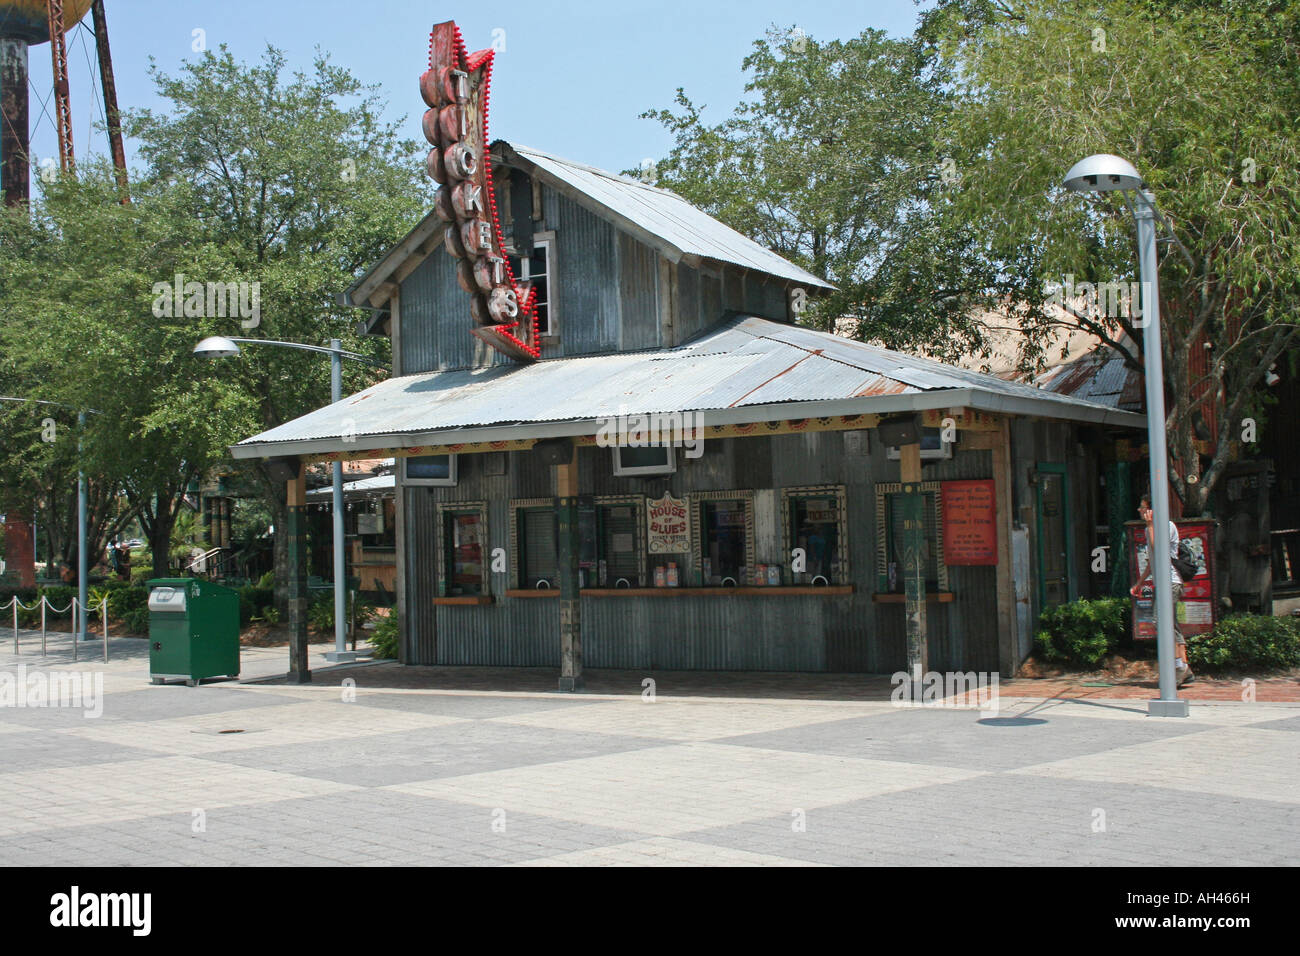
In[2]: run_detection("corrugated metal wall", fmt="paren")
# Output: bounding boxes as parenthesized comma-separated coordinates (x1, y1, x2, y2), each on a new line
(398, 249, 512, 374)
(542, 185, 622, 356)
(617, 232, 659, 351)
(404, 432, 1010, 673)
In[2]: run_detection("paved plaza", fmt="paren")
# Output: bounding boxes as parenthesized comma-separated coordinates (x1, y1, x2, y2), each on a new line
(1, 631, 1297, 866)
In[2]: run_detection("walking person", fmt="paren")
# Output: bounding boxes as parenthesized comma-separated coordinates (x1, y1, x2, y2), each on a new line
(1130, 494, 1193, 685)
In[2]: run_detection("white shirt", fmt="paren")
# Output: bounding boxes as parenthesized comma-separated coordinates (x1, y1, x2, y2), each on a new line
(1143, 520, 1182, 586)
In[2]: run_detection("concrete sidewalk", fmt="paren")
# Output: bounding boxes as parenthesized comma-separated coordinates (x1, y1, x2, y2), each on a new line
(2, 636, 1296, 866)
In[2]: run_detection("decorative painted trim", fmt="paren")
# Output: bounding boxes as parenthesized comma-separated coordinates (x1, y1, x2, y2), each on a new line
(304, 412, 1004, 465)
(508, 497, 554, 590)
(780, 484, 850, 583)
(593, 494, 648, 587)
(874, 481, 948, 592)
(435, 500, 489, 598)
(690, 489, 757, 586)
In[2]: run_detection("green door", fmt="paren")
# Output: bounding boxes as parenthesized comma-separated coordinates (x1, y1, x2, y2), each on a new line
(1036, 463, 1072, 609)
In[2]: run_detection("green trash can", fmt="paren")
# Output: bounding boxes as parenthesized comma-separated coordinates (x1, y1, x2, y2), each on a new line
(146, 578, 241, 686)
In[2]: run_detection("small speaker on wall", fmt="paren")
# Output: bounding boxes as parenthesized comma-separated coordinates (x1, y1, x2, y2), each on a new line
(532, 438, 574, 467)
(263, 456, 302, 484)
(877, 414, 921, 448)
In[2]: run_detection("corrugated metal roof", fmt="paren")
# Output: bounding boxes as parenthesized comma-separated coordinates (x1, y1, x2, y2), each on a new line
(1034, 351, 1143, 411)
(305, 474, 395, 498)
(233, 316, 1143, 457)
(511, 144, 834, 290)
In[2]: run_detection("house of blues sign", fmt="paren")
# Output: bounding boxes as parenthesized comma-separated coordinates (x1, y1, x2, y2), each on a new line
(421, 21, 540, 361)
(647, 493, 690, 554)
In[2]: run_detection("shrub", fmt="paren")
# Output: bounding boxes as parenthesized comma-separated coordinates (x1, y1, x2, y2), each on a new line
(39, 585, 76, 619)
(1187, 615, 1300, 674)
(238, 585, 274, 613)
(256, 570, 275, 589)
(307, 595, 334, 631)
(369, 612, 398, 659)
(107, 586, 148, 621)
(122, 606, 151, 635)
(260, 605, 281, 625)
(1034, 597, 1131, 667)
(2, 586, 41, 626)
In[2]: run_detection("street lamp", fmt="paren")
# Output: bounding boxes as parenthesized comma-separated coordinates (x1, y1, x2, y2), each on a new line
(0, 396, 97, 642)
(1063, 153, 1188, 718)
(194, 336, 387, 666)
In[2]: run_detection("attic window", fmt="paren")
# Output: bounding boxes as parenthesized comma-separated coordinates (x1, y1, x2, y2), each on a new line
(509, 230, 555, 337)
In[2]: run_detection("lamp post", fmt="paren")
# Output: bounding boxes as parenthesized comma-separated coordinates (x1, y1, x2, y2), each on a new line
(0, 396, 97, 641)
(1063, 154, 1188, 718)
(193, 336, 386, 665)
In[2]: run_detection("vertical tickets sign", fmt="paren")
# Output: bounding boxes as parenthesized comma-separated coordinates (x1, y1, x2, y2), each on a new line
(421, 21, 539, 361)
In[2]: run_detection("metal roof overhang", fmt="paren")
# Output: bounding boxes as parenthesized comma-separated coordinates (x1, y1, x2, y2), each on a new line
(229, 388, 1146, 462)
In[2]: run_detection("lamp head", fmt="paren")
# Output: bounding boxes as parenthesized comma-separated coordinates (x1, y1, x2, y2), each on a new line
(1063, 154, 1145, 193)
(193, 336, 241, 358)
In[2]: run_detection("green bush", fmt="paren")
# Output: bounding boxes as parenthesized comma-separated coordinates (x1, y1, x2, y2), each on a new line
(307, 595, 334, 631)
(369, 612, 398, 659)
(260, 605, 281, 625)
(1, 586, 40, 626)
(39, 585, 76, 619)
(1188, 615, 1300, 674)
(122, 606, 151, 635)
(107, 586, 148, 621)
(238, 585, 274, 612)
(257, 570, 275, 589)
(1034, 597, 1131, 667)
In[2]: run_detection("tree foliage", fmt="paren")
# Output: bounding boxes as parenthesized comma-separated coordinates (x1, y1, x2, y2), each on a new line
(643, 27, 990, 360)
(643, 3, 1300, 515)
(918, 0, 1300, 513)
(0, 45, 430, 586)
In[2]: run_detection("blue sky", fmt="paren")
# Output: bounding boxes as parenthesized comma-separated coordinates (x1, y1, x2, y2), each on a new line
(25, 0, 931, 184)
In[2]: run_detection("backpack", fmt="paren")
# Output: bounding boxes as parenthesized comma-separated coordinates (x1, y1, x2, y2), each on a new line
(1171, 539, 1199, 580)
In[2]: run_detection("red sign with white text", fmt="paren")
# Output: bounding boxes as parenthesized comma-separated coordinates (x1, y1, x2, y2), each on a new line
(941, 479, 998, 565)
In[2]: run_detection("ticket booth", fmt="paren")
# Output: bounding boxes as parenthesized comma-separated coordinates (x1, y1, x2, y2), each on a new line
(1126, 519, 1219, 639)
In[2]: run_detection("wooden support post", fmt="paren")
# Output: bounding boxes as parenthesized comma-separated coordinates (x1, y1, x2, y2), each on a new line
(992, 418, 1017, 676)
(555, 443, 583, 691)
(900, 443, 926, 698)
(285, 465, 311, 682)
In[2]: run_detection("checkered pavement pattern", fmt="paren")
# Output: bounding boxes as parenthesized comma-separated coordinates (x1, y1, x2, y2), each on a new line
(1, 633, 1296, 866)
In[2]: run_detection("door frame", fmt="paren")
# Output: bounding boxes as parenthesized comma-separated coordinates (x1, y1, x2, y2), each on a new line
(1034, 462, 1074, 610)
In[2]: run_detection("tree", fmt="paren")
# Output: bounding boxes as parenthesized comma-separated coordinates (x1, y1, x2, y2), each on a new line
(643, 5, 1300, 517)
(0, 166, 242, 579)
(641, 26, 993, 361)
(0, 45, 429, 596)
(916, 0, 1300, 515)
(122, 46, 430, 604)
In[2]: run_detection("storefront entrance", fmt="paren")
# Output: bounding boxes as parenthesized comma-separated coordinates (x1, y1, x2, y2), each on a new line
(1036, 463, 1072, 609)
